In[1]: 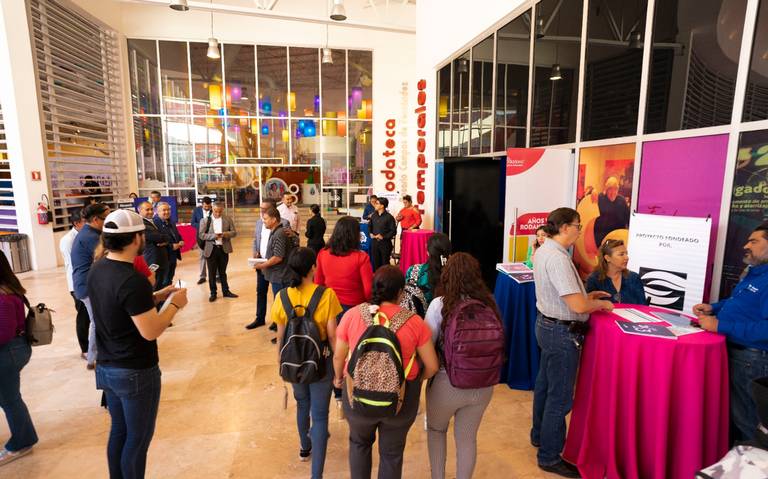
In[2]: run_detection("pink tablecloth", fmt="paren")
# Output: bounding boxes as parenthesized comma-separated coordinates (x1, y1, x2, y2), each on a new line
(399, 229, 433, 273)
(563, 305, 729, 479)
(177, 224, 196, 254)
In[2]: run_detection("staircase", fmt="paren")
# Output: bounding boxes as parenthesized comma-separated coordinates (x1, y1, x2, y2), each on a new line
(232, 205, 348, 243)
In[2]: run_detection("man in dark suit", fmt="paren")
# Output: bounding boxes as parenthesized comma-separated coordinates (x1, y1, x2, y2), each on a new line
(154, 201, 184, 288)
(199, 203, 238, 302)
(369, 197, 397, 271)
(139, 201, 170, 291)
(191, 196, 213, 284)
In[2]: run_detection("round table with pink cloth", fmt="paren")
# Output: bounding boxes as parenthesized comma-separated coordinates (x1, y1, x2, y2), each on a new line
(177, 224, 197, 254)
(562, 305, 729, 479)
(399, 229, 433, 273)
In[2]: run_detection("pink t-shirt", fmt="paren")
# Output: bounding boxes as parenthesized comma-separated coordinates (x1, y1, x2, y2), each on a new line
(0, 293, 25, 345)
(337, 303, 432, 381)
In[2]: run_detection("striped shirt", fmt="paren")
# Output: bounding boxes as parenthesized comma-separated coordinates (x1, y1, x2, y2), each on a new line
(533, 238, 588, 322)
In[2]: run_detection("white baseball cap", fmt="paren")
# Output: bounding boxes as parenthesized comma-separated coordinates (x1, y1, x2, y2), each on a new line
(102, 209, 146, 234)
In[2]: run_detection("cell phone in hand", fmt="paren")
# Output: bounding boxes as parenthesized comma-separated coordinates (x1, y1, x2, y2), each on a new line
(148, 264, 160, 272)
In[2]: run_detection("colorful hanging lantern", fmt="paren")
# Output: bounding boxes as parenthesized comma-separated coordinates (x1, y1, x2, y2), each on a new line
(288, 92, 296, 112)
(209, 84, 222, 110)
(261, 124, 269, 136)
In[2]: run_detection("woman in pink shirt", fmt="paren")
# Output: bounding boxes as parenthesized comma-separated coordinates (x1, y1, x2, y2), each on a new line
(0, 252, 38, 467)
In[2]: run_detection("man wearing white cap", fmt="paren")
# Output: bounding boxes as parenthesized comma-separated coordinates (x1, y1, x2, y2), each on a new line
(87, 209, 188, 479)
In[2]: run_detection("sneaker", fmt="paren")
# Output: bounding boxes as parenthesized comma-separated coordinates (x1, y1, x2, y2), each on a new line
(0, 446, 33, 467)
(299, 448, 311, 462)
(539, 459, 581, 478)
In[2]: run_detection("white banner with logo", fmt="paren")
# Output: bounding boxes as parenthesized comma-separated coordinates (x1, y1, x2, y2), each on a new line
(503, 148, 575, 262)
(627, 213, 712, 314)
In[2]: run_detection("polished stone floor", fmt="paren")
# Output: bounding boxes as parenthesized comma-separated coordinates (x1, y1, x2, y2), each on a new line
(2, 237, 559, 478)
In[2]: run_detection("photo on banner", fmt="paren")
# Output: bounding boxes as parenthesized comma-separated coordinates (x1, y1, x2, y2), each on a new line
(720, 129, 768, 298)
(573, 144, 635, 278)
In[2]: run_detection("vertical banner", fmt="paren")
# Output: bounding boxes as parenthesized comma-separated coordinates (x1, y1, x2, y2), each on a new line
(503, 148, 574, 262)
(637, 135, 728, 300)
(573, 144, 635, 278)
(627, 214, 712, 314)
(721, 129, 768, 298)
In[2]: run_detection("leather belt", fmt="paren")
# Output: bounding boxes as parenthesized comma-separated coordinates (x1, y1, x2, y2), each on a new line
(540, 314, 576, 327)
(728, 342, 764, 354)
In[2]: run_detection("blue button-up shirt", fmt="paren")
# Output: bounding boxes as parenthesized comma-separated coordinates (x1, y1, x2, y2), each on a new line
(713, 263, 768, 350)
(71, 224, 101, 300)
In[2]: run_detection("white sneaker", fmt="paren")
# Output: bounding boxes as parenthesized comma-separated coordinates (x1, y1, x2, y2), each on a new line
(0, 447, 33, 467)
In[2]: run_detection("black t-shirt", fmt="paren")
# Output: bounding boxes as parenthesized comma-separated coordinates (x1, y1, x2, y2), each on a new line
(88, 258, 158, 369)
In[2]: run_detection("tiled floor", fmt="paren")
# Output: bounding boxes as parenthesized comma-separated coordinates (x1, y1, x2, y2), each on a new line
(2, 237, 559, 478)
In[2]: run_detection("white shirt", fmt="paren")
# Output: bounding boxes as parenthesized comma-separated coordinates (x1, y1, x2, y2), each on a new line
(59, 227, 78, 292)
(277, 203, 299, 232)
(259, 223, 270, 258)
(213, 217, 223, 245)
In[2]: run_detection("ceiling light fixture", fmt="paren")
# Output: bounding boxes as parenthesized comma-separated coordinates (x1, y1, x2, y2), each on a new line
(457, 58, 469, 74)
(207, 0, 220, 59)
(535, 17, 545, 39)
(628, 30, 642, 49)
(322, 21, 333, 64)
(169, 0, 189, 11)
(330, 0, 347, 21)
(549, 63, 562, 81)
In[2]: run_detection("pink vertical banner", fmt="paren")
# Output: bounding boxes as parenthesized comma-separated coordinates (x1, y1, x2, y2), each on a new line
(637, 134, 729, 300)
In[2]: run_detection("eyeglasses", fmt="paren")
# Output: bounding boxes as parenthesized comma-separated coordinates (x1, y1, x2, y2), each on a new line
(568, 223, 582, 231)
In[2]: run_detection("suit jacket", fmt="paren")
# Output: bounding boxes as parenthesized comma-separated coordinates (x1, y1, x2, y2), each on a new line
(199, 215, 237, 257)
(252, 217, 290, 257)
(191, 206, 206, 231)
(143, 217, 170, 268)
(154, 216, 183, 263)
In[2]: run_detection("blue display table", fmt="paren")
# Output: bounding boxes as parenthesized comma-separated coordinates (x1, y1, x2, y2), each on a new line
(494, 272, 540, 390)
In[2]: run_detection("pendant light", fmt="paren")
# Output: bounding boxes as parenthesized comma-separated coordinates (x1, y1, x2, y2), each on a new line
(322, 22, 333, 64)
(206, 0, 220, 59)
(549, 64, 562, 81)
(535, 17, 545, 39)
(169, 0, 189, 11)
(628, 30, 642, 49)
(330, 0, 347, 21)
(457, 58, 469, 74)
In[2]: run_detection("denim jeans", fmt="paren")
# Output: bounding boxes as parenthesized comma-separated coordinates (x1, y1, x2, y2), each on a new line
(271, 281, 287, 297)
(255, 269, 269, 324)
(531, 314, 580, 466)
(728, 345, 768, 441)
(0, 336, 38, 452)
(291, 358, 333, 479)
(82, 297, 98, 364)
(96, 365, 162, 479)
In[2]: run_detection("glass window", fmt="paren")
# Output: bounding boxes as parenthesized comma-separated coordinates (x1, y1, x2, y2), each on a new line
(452, 51, 470, 155)
(158, 41, 190, 115)
(349, 121, 372, 186)
(226, 117, 258, 161)
(321, 117, 347, 185)
(291, 119, 319, 164)
(531, 0, 582, 146)
(223, 44, 257, 116)
(743, 0, 768, 122)
(495, 12, 530, 151)
(192, 117, 225, 165)
(258, 117, 289, 161)
(134, 116, 166, 188)
(348, 50, 373, 119)
(470, 35, 494, 154)
(171, 189, 196, 223)
(189, 41, 223, 116)
(289, 47, 320, 118)
(322, 49, 347, 116)
(264, 166, 319, 206)
(128, 39, 160, 115)
(436, 64, 451, 157)
(582, 0, 647, 141)
(164, 117, 195, 187)
(257, 46, 288, 117)
(646, 0, 747, 132)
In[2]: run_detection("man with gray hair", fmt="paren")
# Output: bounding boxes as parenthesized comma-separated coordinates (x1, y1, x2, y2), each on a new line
(154, 201, 183, 288)
(138, 201, 170, 291)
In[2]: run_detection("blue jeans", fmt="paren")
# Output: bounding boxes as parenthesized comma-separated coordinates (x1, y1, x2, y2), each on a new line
(531, 314, 580, 466)
(292, 362, 333, 479)
(255, 269, 269, 323)
(271, 282, 287, 297)
(728, 346, 768, 441)
(96, 365, 162, 479)
(82, 297, 98, 364)
(0, 337, 38, 452)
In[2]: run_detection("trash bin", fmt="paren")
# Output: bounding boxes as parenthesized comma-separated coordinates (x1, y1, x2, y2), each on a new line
(0, 233, 31, 273)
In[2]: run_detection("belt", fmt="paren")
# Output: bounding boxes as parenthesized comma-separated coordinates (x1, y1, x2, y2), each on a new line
(540, 314, 577, 327)
(728, 342, 766, 354)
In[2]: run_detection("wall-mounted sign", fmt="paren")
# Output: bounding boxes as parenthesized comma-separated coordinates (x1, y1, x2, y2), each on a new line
(414, 79, 428, 214)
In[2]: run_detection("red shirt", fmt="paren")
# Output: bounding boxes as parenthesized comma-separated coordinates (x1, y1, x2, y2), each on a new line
(133, 256, 152, 278)
(315, 249, 373, 306)
(398, 207, 422, 230)
(337, 303, 432, 381)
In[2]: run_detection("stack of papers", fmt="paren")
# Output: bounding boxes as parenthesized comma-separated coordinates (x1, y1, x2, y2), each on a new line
(615, 321, 677, 340)
(613, 307, 704, 338)
(496, 263, 534, 283)
(248, 257, 268, 267)
(613, 308, 662, 323)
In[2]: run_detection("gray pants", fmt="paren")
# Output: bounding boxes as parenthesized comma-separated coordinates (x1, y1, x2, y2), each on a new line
(81, 297, 97, 365)
(426, 370, 493, 479)
(198, 247, 207, 280)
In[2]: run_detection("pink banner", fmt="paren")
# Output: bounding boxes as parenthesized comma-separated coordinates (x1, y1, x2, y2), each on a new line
(637, 135, 729, 300)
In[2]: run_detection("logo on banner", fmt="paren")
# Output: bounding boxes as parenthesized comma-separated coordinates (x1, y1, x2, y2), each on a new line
(511, 213, 549, 235)
(506, 148, 545, 176)
(638, 267, 688, 310)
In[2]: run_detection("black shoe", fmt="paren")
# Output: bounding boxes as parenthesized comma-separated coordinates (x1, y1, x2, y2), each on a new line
(223, 291, 239, 298)
(539, 460, 580, 478)
(269, 323, 277, 332)
(531, 438, 540, 448)
(209, 294, 217, 302)
(299, 447, 311, 462)
(197, 278, 206, 285)
(246, 321, 265, 330)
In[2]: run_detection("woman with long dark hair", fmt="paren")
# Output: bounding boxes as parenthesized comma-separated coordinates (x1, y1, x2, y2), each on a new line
(405, 233, 451, 304)
(305, 204, 326, 254)
(424, 253, 500, 479)
(0, 252, 38, 467)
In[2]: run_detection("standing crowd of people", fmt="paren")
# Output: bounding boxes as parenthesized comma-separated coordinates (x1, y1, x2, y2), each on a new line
(3, 197, 768, 479)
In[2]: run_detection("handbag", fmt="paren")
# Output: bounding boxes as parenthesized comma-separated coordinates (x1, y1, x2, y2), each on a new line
(22, 296, 54, 346)
(197, 216, 211, 250)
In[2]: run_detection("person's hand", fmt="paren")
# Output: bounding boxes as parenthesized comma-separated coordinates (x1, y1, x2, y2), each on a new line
(170, 289, 188, 309)
(178, 240, 184, 246)
(254, 263, 264, 271)
(698, 314, 718, 332)
(254, 252, 261, 259)
(333, 376, 343, 389)
(154, 284, 179, 302)
(216, 233, 223, 238)
(588, 291, 612, 300)
(148, 271, 156, 287)
(693, 303, 713, 317)
(599, 300, 614, 312)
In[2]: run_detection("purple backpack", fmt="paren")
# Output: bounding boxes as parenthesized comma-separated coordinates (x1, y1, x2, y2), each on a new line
(442, 299, 505, 389)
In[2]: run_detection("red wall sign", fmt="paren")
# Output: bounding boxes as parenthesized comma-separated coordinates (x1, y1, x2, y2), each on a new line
(415, 79, 427, 214)
(381, 119, 397, 191)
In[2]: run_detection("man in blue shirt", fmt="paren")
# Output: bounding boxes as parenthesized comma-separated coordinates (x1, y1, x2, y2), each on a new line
(71, 202, 110, 370)
(361, 195, 377, 222)
(695, 222, 768, 441)
(191, 196, 212, 284)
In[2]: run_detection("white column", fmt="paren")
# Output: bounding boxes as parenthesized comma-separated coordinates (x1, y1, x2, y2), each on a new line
(0, 0, 57, 270)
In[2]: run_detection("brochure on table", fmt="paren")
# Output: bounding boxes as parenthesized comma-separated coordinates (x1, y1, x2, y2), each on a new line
(613, 307, 703, 338)
(496, 263, 535, 283)
(615, 321, 678, 340)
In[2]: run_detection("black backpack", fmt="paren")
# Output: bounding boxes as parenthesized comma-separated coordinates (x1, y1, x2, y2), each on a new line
(278, 286, 328, 384)
(400, 264, 428, 317)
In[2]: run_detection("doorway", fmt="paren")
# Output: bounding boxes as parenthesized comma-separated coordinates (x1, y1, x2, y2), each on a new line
(442, 156, 506, 289)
